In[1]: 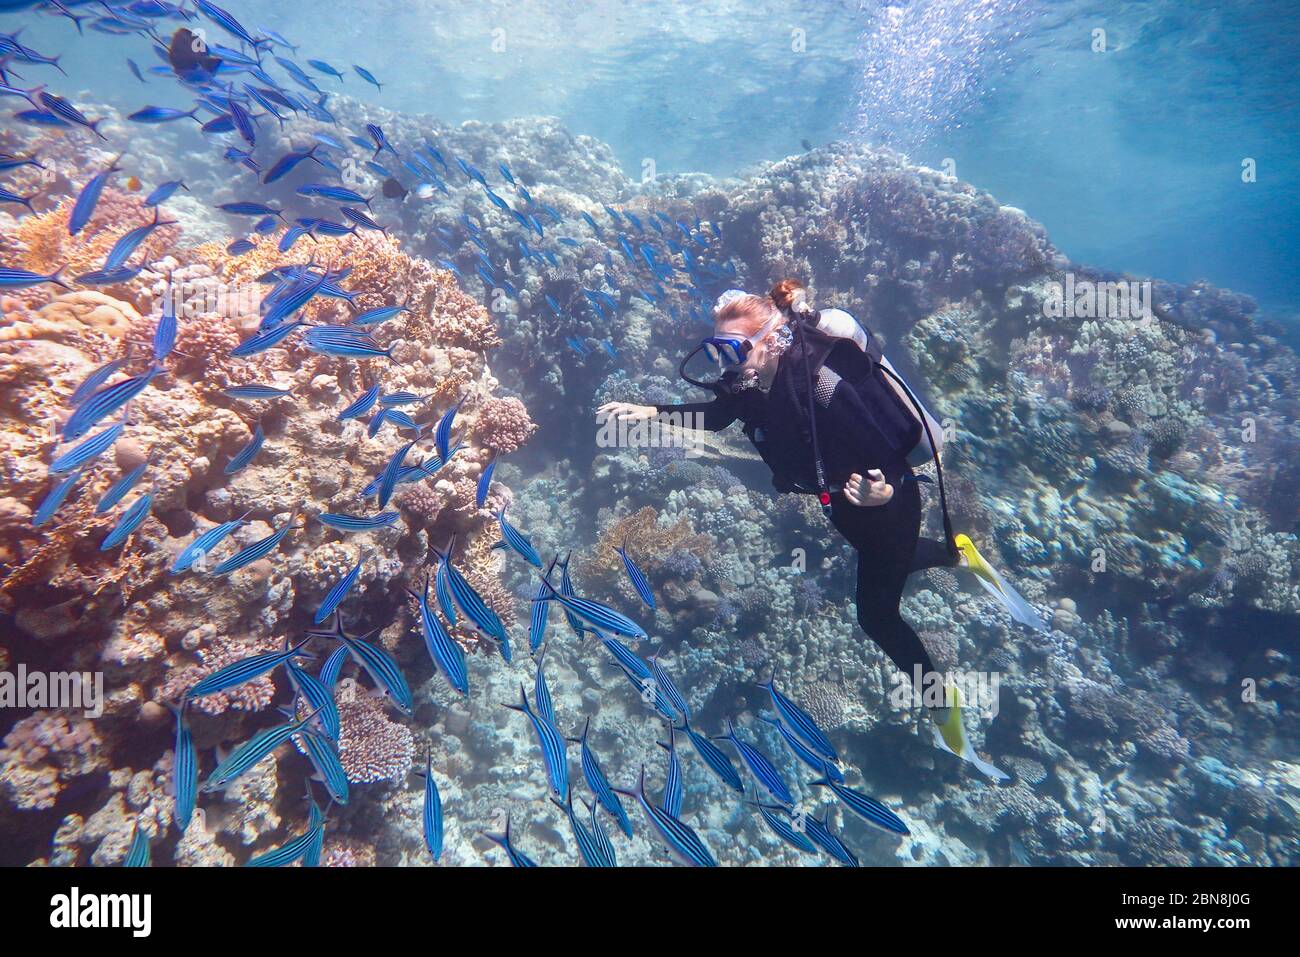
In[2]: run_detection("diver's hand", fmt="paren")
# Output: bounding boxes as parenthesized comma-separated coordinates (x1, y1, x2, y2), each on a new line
(845, 469, 893, 506)
(597, 401, 657, 422)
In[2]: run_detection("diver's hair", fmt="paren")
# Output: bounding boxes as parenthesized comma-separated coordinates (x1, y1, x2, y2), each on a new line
(715, 293, 781, 336)
(769, 278, 807, 311)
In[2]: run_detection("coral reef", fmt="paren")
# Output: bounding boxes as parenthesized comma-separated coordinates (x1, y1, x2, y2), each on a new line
(0, 87, 1294, 871)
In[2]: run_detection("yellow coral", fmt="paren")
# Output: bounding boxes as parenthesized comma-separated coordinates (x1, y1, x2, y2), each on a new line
(581, 506, 712, 588)
(12, 191, 179, 292)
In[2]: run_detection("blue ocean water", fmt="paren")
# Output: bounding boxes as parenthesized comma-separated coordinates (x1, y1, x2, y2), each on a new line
(0, 0, 1296, 871)
(22, 0, 1299, 311)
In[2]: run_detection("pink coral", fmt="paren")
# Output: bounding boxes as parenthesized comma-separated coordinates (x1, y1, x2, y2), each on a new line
(0, 711, 107, 810)
(472, 396, 536, 455)
(160, 635, 281, 716)
(335, 682, 415, 784)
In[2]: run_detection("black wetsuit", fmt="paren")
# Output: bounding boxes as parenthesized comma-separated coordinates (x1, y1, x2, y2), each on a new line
(657, 318, 957, 683)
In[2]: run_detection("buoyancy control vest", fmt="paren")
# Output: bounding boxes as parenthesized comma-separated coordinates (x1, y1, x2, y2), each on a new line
(742, 310, 957, 555)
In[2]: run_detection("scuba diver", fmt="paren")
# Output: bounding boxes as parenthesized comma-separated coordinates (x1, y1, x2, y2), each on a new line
(598, 280, 1042, 780)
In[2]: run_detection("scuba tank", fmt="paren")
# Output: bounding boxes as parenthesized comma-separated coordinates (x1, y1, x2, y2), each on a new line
(779, 294, 958, 558)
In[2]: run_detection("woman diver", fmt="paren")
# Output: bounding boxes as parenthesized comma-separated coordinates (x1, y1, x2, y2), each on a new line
(598, 280, 1040, 780)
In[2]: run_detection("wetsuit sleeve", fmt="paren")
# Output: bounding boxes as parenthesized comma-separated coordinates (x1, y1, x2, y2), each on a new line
(653, 396, 739, 431)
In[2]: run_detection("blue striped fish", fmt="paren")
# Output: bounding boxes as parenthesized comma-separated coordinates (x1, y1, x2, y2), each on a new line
(533, 645, 554, 725)
(100, 493, 152, 550)
(302, 799, 326, 868)
(421, 753, 443, 861)
(224, 384, 293, 400)
(376, 440, 415, 509)
(366, 408, 392, 438)
(536, 577, 647, 640)
(759, 715, 844, 783)
(679, 718, 743, 793)
(230, 320, 304, 357)
(475, 454, 496, 508)
(317, 511, 399, 532)
(658, 724, 683, 818)
(338, 384, 380, 420)
(170, 703, 198, 835)
(648, 650, 689, 721)
(171, 516, 246, 573)
(557, 552, 587, 637)
(504, 684, 568, 802)
(751, 801, 816, 854)
(433, 541, 509, 660)
(314, 552, 364, 624)
(310, 614, 413, 715)
(613, 766, 717, 867)
(212, 515, 296, 574)
(811, 766, 909, 835)
(434, 551, 457, 626)
(569, 717, 632, 838)
(246, 828, 313, 867)
(496, 507, 541, 567)
(319, 644, 349, 690)
(50, 419, 124, 473)
(69, 356, 130, 408)
(528, 557, 557, 654)
(63, 364, 162, 441)
(761, 677, 838, 763)
(486, 814, 537, 868)
(153, 307, 178, 362)
(804, 810, 860, 867)
(95, 460, 149, 514)
(553, 789, 610, 867)
(33, 470, 82, 527)
(718, 719, 793, 806)
(286, 659, 340, 739)
(433, 395, 465, 462)
(295, 728, 349, 805)
(203, 707, 322, 791)
(611, 654, 678, 722)
(380, 408, 421, 433)
(613, 535, 655, 610)
(224, 421, 265, 474)
(583, 796, 618, 868)
(101, 212, 172, 273)
(187, 637, 313, 699)
(600, 635, 652, 682)
(303, 325, 393, 360)
(407, 573, 469, 696)
(352, 300, 410, 325)
(357, 447, 458, 497)
(124, 823, 151, 867)
(69, 158, 122, 237)
(247, 800, 324, 867)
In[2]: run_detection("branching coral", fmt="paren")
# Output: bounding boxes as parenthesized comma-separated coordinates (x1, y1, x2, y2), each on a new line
(335, 680, 415, 784)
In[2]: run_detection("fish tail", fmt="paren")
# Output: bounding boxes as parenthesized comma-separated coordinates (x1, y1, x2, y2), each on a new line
(48, 265, 70, 290)
(500, 682, 532, 715)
